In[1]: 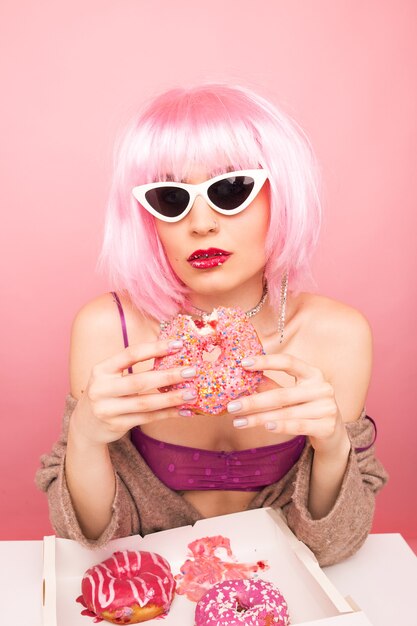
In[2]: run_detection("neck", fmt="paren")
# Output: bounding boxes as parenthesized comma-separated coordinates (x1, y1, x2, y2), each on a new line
(184, 274, 266, 315)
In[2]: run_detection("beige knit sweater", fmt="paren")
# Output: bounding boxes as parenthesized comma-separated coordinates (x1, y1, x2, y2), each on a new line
(35, 395, 388, 567)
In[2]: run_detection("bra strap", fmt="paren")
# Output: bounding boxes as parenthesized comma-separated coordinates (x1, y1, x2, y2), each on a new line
(111, 292, 133, 374)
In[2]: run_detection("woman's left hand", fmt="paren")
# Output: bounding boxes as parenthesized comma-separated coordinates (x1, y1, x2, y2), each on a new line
(228, 353, 350, 457)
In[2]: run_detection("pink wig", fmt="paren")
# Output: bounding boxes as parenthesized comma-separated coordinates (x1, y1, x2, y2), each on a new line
(99, 84, 321, 321)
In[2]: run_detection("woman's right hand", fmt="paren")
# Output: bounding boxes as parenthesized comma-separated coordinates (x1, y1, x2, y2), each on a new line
(69, 339, 195, 447)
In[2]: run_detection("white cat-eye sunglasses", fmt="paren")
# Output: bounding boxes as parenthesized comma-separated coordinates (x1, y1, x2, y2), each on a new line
(132, 169, 269, 223)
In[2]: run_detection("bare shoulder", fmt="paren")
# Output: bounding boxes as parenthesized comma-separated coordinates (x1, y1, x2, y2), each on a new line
(69, 292, 155, 398)
(296, 292, 372, 347)
(293, 293, 373, 422)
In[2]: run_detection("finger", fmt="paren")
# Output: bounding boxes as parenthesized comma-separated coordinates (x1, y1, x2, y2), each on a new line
(242, 353, 322, 383)
(232, 399, 335, 430)
(233, 414, 335, 439)
(227, 383, 332, 416)
(98, 339, 184, 375)
(104, 365, 197, 397)
(102, 405, 195, 433)
(95, 387, 198, 418)
(265, 416, 337, 439)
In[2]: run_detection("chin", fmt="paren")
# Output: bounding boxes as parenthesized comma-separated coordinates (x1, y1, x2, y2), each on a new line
(186, 271, 239, 294)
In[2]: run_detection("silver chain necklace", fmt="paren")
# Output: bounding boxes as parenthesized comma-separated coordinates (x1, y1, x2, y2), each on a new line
(188, 282, 269, 319)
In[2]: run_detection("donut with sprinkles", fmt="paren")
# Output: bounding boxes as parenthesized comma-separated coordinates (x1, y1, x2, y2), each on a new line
(194, 579, 290, 626)
(155, 307, 263, 415)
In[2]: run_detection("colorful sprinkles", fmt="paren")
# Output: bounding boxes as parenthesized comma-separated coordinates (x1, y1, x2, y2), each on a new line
(155, 307, 264, 415)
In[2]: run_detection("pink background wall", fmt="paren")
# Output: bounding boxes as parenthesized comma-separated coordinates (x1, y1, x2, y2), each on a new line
(1, 1, 416, 545)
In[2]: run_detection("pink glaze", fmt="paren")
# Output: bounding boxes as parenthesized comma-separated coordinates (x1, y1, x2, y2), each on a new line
(195, 579, 290, 626)
(175, 536, 269, 602)
(81, 550, 175, 622)
(155, 307, 263, 415)
(76, 595, 104, 623)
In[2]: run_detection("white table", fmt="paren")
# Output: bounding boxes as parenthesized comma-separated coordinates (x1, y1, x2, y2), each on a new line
(324, 534, 417, 625)
(0, 534, 416, 626)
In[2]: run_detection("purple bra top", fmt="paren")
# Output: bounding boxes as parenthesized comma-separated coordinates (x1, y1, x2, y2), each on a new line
(131, 426, 306, 492)
(111, 292, 376, 493)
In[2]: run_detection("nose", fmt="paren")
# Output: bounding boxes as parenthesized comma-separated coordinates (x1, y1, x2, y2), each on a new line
(187, 194, 219, 235)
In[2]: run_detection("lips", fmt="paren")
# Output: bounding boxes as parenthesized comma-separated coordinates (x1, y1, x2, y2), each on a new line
(187, 248, 232, 269)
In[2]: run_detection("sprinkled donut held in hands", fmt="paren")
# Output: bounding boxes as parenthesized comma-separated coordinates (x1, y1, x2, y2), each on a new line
(154, 307, 264, 416)
(80, 550, 175, 624)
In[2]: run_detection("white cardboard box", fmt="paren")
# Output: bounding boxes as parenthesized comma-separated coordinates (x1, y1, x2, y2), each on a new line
(42, 508, 373, 625)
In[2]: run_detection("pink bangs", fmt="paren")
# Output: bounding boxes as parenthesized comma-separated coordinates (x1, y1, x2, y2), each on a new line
(121, 87, 266, 183)
(99, 84, 321, 321)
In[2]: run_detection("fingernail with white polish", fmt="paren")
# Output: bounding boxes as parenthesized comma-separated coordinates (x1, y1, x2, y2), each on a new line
(265, 421, 277, 431)
(182, 388, 197, 401)
(233, 418, 248, 428)
(181, 367, 196, 379)
(168, 340, 183, 353)
(241, 357, 255, 367)
(227, 400, 242, 413)
(179, 409, 193, 417)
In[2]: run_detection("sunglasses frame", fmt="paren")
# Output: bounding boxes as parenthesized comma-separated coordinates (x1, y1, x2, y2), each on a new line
(132, 169, 269, 223)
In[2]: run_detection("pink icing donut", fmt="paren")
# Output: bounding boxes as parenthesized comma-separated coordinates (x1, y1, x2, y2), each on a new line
(81, 550, 175, 624)
(154, 307, 264, 415)
(195, 579, 290, 626)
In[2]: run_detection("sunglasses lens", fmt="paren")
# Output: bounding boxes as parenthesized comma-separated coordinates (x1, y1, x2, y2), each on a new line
(207, 175, 255, 211)
(145, 187, 190, 219)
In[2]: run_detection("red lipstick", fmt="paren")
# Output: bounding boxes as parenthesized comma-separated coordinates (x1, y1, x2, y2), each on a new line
(187, 248, 232, 269)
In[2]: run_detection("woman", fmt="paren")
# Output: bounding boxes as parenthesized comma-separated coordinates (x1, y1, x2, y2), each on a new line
(36, 84, 387, 566)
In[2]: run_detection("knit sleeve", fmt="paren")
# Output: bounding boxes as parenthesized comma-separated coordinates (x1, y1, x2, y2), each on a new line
(282, 415, 388, 567)
(35, 395, 140, 548)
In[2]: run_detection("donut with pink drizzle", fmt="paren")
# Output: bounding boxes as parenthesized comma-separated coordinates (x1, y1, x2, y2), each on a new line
(195, 579, 290, 626)
(155, 307, 263, 415)
(81, 550, 175, 624)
